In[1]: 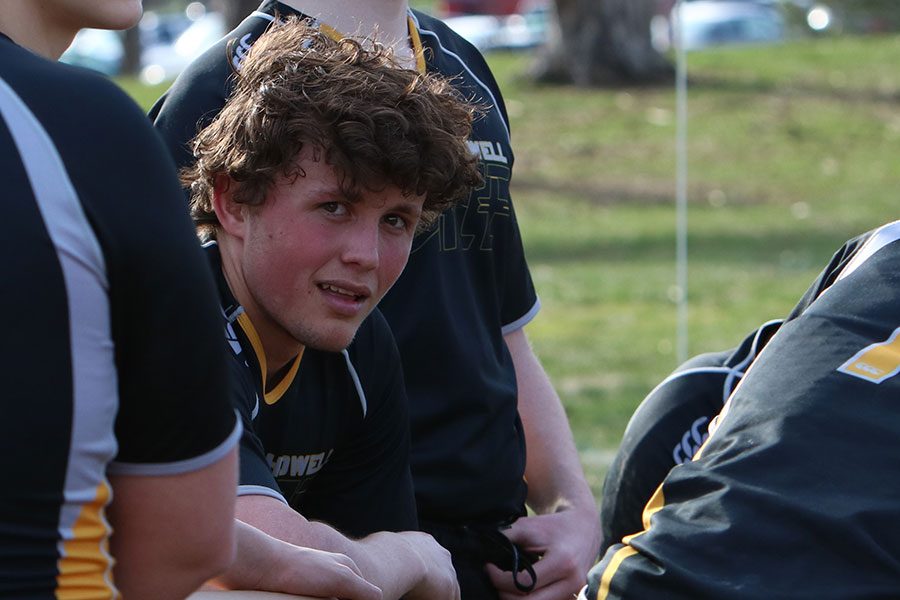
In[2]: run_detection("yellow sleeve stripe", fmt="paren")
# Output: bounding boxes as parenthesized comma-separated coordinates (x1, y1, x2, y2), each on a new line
(56, 481, 116, 599)
(596, 487, 666, 599)
(596, 546, 638, 600)
(838, 326, 900, 384)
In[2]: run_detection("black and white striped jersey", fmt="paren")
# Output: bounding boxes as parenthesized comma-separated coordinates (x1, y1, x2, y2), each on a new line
(0, 32, 239, 599)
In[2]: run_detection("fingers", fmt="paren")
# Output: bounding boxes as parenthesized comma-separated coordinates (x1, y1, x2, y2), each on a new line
(280, 548, 383, 600)
(332, 564, 383, 600)
(485, 551, 564, 595)
(488, 514, 592, 600)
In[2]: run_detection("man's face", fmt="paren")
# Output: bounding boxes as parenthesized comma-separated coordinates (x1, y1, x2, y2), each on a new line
(236, 148, 423, 354)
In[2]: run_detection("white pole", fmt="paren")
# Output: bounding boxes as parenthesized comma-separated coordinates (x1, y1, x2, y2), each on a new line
(674, 0, 689, 365)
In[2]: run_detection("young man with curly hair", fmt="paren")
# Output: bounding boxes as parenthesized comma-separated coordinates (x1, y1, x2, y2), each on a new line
(180, 20, 482, 600)
(153, 3, 601, 598)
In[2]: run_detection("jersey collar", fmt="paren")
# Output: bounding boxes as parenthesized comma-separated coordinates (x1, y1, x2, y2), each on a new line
(203, 241, 303, 405)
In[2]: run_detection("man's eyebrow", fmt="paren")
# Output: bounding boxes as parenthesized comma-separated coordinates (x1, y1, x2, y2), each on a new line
(389, 201, 423, 214)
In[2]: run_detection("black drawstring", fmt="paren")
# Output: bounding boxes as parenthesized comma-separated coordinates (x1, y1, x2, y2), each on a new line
(462, 523, 540, 593)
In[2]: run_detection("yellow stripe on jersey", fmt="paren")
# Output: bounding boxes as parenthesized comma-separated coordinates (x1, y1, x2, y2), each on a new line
(236, 312, 304, 405)
(318, 22, 342, 42)
(838, 326, 900, 384)
(596, 546, 638, 600)
(56, 481, 116, 600)
(407, 17, 427, 74)
(318, 17, 426, 74)
(596, 487, 666, 599)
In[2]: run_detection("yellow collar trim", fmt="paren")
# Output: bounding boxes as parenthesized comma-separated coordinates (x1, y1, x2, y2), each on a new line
(236, 312, 304, 405)
(319, 16, 425, 74)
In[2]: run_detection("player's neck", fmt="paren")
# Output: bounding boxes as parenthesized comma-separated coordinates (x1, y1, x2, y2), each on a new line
(278, 0, 414, 67)
(0, 1, 77, 59)
(217, 236, 304, 379)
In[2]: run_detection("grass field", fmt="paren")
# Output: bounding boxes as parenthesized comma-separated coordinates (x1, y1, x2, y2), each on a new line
(122, 33, 900, 500)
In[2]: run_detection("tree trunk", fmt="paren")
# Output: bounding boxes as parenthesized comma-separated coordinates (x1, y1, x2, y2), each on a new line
(532, 0, 673, 86)
(121, 25, 142, 75)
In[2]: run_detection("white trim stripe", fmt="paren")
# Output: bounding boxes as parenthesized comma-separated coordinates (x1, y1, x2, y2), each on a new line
(237, 485, 289, 505)
(836, 220, 900, 283)
(501, 298, 541, 336)
(342, 349, 368, 418)
(0, 74, 117, 591)
(107, 414, 243, 476)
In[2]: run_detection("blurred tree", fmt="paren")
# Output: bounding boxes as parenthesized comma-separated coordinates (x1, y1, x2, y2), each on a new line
(120, 0, 170, 75)
(532, 0, 673, 86)
(122, 26, 142, 75)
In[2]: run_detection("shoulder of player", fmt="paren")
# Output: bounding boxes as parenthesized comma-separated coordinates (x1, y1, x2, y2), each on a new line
(411, 10, 511, 136)
(411, 9, 481, 58)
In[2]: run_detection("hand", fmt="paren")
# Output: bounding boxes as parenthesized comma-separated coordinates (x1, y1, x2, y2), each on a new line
(217, 521, 382, 600)
(266, 545, 383, 600)
(485, 508, 600, 600)
(396, 531, 460, 600)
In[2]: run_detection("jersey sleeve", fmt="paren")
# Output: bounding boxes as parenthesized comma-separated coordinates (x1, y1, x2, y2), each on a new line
(49, 72, 239, 474)
(149, 41, 236, 173)
(299, 311, 418, 537)
(587, 237, 900, 599)
(223, 352, 285, 502)
(497, 198, 540, 333)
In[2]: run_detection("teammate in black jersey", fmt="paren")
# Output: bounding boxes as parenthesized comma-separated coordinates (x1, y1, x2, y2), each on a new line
(179, 21, 481, 599)
(152, 2, 601, 598)
(0, 1, 241, 598)
(584, 222, 900, 599)
(599, 231, 876, 556)
(599, 319, 782, 555)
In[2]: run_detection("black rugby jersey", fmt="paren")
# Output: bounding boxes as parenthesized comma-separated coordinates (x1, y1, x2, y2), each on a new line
(587, 221, 900, 599)
(0, 33, 238, 599)
(598, 319, 781, 555)
(598, 231, 874, 556)
(151, 2, 538, 527)
(205, 244, 417, 537)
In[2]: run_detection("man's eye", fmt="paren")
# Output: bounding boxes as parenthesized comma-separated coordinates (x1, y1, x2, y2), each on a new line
(384, 215, 409, 230)
(321, 202, 347, 215)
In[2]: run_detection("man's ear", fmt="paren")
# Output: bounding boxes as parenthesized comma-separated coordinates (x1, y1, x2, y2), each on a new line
(212, 174, 246, 240)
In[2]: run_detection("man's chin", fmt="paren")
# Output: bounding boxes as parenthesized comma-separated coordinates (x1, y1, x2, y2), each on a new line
(301, 331, 356, 353)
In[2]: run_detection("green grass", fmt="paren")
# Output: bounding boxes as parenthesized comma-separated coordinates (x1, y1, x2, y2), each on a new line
(118, 33, 900, 502)
(484, 35, 900, 497)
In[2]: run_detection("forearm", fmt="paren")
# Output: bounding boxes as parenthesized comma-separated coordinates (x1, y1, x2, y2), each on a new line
(505, 329, 596, 516)
(233, 496, 433, 600)
(214, 521, 382, 600)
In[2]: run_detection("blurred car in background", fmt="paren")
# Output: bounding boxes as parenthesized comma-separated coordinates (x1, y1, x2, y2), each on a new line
(61, 28, 124, 75)
(61, 4, 225, 83)
(139, 10, 226, 83)
(669, 1, 785, 50)
(442, 0, 551, 51)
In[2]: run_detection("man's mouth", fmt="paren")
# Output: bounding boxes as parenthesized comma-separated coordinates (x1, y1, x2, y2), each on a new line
(318, 283, 367, 302)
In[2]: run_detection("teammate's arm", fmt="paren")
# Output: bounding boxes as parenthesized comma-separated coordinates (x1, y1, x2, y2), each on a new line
(211, 521, 382, 600)
(234, 494, 459, 600)
(486, 328, 601, 600)
(107, 447, 237, 600)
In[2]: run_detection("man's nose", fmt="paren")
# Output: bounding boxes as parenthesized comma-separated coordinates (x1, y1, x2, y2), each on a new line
(341, 222, 380, 270)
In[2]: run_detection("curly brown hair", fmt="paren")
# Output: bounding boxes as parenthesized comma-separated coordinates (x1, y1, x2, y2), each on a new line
(182, 18, 482, 236)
